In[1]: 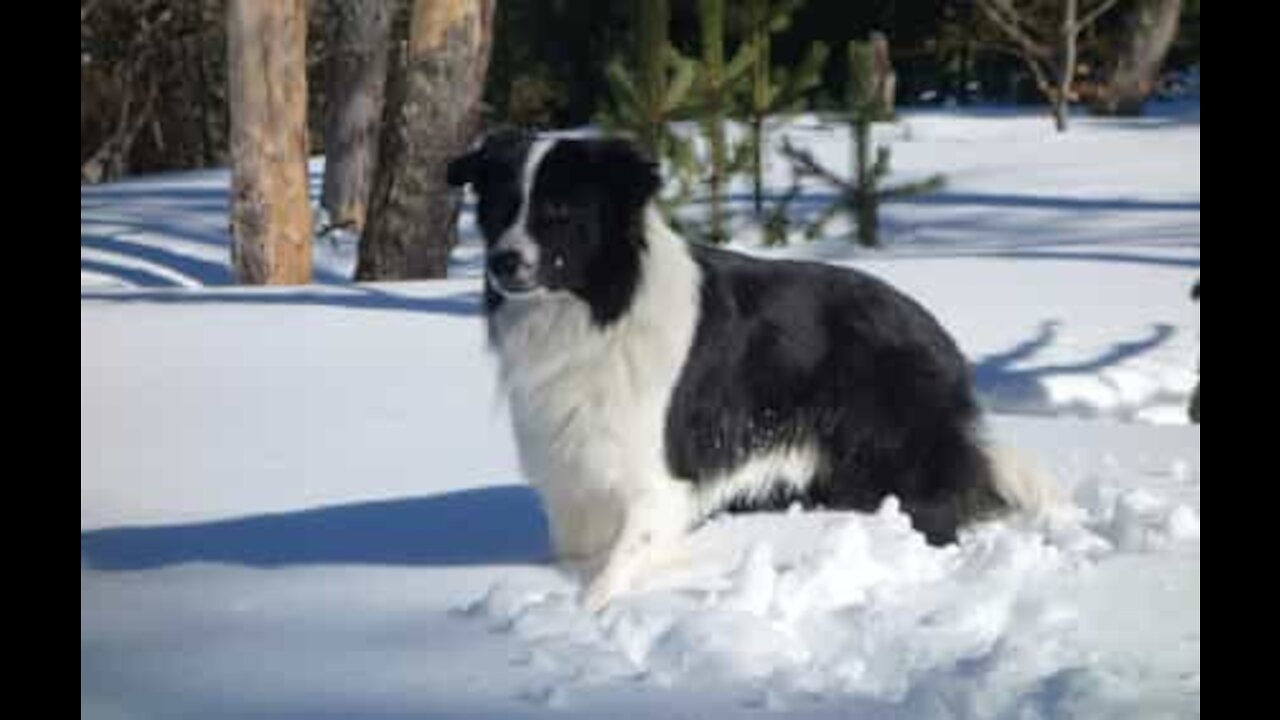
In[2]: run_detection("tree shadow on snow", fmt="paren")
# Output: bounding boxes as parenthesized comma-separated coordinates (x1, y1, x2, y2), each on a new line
(973, 320, 1177, 416)
(81, 485, 551, 571)
(79, 284, 483, 315)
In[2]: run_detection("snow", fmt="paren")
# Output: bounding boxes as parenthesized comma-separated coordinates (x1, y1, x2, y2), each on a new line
(82, 102, 1199, 718)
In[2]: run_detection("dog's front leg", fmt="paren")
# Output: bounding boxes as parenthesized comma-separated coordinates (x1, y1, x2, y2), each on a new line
(581, 485, 690, 613)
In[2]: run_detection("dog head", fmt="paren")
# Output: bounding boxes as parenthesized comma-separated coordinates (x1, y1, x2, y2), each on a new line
(446, 131, 661, 325)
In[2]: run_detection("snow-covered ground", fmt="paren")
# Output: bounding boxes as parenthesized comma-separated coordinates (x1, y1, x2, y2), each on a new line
(82, 102, 1199, 719)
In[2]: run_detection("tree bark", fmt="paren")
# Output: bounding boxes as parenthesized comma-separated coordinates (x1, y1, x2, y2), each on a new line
(1092, 0, 1183, 115)
(227, 0, 313, 285)
(321, 0, 392, 233)
(356, 0, 495, 281)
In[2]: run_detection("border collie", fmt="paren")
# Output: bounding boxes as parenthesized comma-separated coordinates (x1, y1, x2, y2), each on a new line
(447, 131, 1044, 610)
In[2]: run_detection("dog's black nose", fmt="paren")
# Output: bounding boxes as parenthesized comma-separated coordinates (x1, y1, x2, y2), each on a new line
(488, 251, 523, 280)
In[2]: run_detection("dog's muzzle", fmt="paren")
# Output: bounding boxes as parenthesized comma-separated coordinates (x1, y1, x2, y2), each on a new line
(487, 250, 540, 295)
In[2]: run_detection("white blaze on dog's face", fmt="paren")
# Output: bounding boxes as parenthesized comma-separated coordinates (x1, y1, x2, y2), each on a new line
(446, 131, 662, 326)
(485, 138, 554, 297)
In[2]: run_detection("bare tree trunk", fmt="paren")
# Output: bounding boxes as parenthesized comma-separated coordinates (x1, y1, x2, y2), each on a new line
(356, 0, 495, 280)
(227, 0, 313, 285)
(1093, 0, 1183, 115)
(322, 0, 392, 233)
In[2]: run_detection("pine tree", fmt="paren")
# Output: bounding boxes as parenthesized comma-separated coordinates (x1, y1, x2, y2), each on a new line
(781, 38, 943, 248)
(743, 0, 828, 217)
(692, 0, 755, 244)
(599, 0, 698, 208)
(847, 40, 887, 247)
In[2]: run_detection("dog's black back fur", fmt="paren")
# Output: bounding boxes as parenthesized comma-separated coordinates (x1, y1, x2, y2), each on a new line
(665, 244, 1006, 543)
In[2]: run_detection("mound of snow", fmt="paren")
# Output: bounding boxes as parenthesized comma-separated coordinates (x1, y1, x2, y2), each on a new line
(460, 487, 1198, 715)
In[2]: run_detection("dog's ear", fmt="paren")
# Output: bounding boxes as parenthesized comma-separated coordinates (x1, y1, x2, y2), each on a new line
(446, 148, 482, 188)
(446, 128, 531, 188)
(594, 137, 662, 209)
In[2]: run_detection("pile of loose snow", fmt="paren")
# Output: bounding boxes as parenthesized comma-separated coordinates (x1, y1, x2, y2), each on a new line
(459, 460, 1199, 716)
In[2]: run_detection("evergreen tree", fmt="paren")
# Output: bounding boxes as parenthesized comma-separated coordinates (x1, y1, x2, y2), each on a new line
(782, 37, 943, 248)
(599, 0, 698, 207)
(743, 0, 828, 217)
(692, 0, 755, 244)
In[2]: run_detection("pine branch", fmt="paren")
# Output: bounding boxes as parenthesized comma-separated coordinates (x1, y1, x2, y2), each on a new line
(773, 41, 829, 110)
(724, 43, 758, 85)
(663, 49, 698, 113)
(780, 138, 855, 195)
(605, 60, 641, 115)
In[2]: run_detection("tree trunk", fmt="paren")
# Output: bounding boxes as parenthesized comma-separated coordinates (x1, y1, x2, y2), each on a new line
(322, 0, 392, 233)
(636, 0, 669, 158)
(1092, 0, 1182, 115)
(1054, 0, 1078, 133)
(751, 114, 764, 216)
(976, 0, 1122, 133)
(853, 118, 878, 247)
(700, 0, 727, 245)
(227, 0, 313, 285)
(749, 0, 768, 217)
(356, 0, 494, 281)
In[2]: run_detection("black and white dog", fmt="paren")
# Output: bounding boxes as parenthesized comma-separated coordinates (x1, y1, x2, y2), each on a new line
(447, 131, 1045, 610)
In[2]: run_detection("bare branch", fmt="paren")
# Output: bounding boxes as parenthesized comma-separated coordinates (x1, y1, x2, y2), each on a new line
(1019, 50, 1055, 97)
(975, 0, 1051, 58)
(1077, 0, 1123, 32)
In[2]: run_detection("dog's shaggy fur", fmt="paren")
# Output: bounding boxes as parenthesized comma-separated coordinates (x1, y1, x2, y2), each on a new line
(447, 131, 1038, 609)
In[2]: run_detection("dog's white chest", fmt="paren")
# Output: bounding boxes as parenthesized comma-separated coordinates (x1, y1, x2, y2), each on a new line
(502, 304, 678, 484)
(490, 212, 703, 569)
